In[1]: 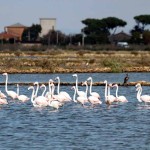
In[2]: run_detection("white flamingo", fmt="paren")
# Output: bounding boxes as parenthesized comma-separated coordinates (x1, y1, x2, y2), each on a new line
(17, 84, 29, 102)
(82, 81, 102, 107)
(33, 81, 39, 98)
(40, 84, 47, 97)
(135, 83, 150, 103)
(0, 90, 7, 99)
(71, 86, 87, 107)
(112, 83, 128, 102)
(87, 77, 100, 99)
(2, 73, 17, 99)
(104, 80, 116, 105)
(28, 86, 49, 107)
(50, 82, 68, 103)
(55, 76, 72, 101)
(72, 74, 86, 97)
(48, 82, 63, 109)
(0, 98, 8, 105)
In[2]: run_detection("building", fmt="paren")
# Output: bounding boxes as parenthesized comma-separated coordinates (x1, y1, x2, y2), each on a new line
(39, 18, 56, 37)
(0, 23, 27, 43)
(4, 23, 27, 41)
(109, 31, 131, 44)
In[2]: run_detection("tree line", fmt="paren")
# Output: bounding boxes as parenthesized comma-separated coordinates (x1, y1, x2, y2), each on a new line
(22, 14, 150, 45)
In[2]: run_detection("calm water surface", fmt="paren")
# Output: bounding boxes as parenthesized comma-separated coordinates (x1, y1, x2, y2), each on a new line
(0, 73, 150, 150)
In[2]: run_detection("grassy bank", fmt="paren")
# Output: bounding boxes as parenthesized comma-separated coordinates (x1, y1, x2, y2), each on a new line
(0, 49, 150, 73)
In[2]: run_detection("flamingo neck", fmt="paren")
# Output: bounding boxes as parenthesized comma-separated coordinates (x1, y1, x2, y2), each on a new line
(5, 74, 8, 92)
(89, 78, 93, 95)
(57, 78, 60, 94)
(42, 86, 46, 96)
(35, 83, 39, 97)
(75, 76, 79, 93)
(115, 85, 119, 98)
(85, 83, 88, 98)
(137, 87, 142, 102)
(31, 88, 35, 104)
(73, 87, 77, 103)
(105, 81, 108, 98)
(17, 85, 19, 96)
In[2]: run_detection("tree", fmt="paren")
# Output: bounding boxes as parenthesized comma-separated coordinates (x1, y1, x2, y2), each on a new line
(134, 15, 150, 31)
(22, 24, 41, 42)
(82, 18, 109, 44)
(81, 17, 127, 44)
(101, 17, 127, 35)
(41, 30, 67, 45)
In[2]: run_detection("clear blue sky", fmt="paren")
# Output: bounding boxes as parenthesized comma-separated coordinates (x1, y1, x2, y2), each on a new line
(0, 0, 150, 34)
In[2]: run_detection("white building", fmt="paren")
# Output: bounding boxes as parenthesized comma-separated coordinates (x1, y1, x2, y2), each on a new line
(39, 18, 56, 37)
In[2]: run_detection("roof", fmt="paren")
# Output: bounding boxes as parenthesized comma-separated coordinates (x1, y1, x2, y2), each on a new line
(0, 32, 19, 40)
(109, 31, 131, 43)
(6, 23, 27, 28)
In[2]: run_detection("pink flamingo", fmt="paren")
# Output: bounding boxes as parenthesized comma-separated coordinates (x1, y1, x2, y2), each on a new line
(2, 73, 17, 99)
(17, 84, 29, 102)
(87, 77, 100, 99)
(112, 83, 128, 102)
(136, 83, 150, 103)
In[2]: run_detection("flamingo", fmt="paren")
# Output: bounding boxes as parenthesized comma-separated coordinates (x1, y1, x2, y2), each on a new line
(104, 80, 116, 105)
(28, 86, 49, 107)
(72, 74, 86, 97)
(45, 79, 54, 100)
(82, 81, 102, 107)
(40, 84, 47, 97)
(50, 82, 68, 103)
(135, 83, 150, 103)
(48, 82, 63, 109)
(2, 73, 18, 99)
(0, 90, 7, 99)
(0, 98, 8, 105)
(17, 84, 29, 102)
(55, 76, 72, 101)
(87, 77, 100, 99)
(112, 83, 128, 102)
(33, 81, 39, 98)
(71, 86, 87, 107)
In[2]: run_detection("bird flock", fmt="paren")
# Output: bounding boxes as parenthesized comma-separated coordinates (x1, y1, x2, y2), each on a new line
(0, 73, 149, 109)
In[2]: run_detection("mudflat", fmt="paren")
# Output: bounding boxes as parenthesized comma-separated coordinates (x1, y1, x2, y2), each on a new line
(0, 50, 150, 73)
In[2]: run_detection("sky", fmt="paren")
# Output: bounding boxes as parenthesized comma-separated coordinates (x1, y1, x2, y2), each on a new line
(0, 0, 150, 34)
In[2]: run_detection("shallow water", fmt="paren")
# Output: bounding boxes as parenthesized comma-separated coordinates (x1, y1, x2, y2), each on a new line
(0, 73, 150, 150)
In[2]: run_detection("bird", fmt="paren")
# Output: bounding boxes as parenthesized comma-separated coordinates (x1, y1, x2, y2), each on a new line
(72, 74, 86, 97)
(87, 77, 100, 99)
(33, 81, 39, 98)
(112, 83, 128, 102)
(123, 73, 129, 85)
(17, 84, 29, 102)
(82, 81, 102, 107)
(40, 84, 47, 97)
(71, 86, 87, 107)
(28, 86, 49, 107)
(55, 76, 72, 101)
(2, 73, 18, 99)
(0, 98, 8, 105)
(104, 80, 116, 105)
(135, 83, 150, 103)
(0, 90, 7, 99)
